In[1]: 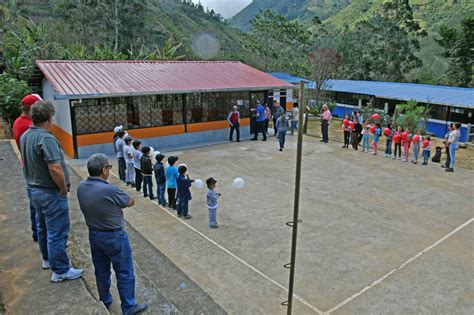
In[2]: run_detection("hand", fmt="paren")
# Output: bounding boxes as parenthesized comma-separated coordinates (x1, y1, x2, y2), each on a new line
(217, 193, 222, 197)
(59, 190, 68, 196)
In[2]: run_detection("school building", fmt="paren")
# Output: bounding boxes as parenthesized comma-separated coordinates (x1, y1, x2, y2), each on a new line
(270, 73, 474, 143)
(29, 60, 293, 158)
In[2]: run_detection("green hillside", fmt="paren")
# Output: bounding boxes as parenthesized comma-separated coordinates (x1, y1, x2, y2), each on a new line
(1, 0, 249, 60)
(230, 0, 352, 31)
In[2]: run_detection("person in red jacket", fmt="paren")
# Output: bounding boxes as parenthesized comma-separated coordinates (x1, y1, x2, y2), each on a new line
(12, 93, 43, 242)
(12, 94, 43, 148)
(227, 106, 240, 142)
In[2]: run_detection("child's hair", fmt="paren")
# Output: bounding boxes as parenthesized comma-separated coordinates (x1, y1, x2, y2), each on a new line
(454, 122, 461, 129)
(425, 136, 431, 141)
(387, 123, 392, 129)
(168, 156, 178, 165)
(141, 146, 150, 155)
(178, 165, 187, 175)
(124, 137, 132, 144)
(117, 130, 125, 138)
(376, 123, 381, 127)
(155, 153, 165, 163)
(132, 140, 141, 149)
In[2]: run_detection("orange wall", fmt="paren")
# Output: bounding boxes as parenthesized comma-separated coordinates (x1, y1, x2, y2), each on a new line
(51, 124, 75, 158)
(76, 125, 186, 147)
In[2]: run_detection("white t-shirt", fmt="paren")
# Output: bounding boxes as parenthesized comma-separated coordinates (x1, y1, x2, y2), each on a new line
(292, 107, 299, 121)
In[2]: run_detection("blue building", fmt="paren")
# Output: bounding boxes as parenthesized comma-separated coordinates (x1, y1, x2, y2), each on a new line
(270, 73, 474, 142)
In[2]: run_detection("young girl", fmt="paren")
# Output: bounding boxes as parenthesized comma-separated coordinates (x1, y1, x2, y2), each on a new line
(372, 123, 382, 155)
(422, 136, 432, 165)
(411, 129, 422, 164)
(393, 126, 403, 160)
(342, 114, 351, 148)
(361, 120, 370, 152)
(402, 128, 411, 162)
(384, 123, 393, 158)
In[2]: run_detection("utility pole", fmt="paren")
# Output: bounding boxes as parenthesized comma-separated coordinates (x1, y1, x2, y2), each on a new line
(283, 81, 305, 314)
(114, 0, 119, 53)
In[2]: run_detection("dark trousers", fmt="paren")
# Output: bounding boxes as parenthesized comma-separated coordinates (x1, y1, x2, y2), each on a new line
(394, 143, 402, 158)
(156, 183, 166, 205)
(343, 131, 350, 147)
(445, 145, 451, 167)
(142, 176, 153, 198)
(134, 168, 142, 192)
(278, 130, 286, 149)
(167, 188, 177, 209)
(351, 132, 359, 150)
(26, 188, 38, 241)
(89, 230, 135, 314)
(321, 120, 329, 142)
(118, 157, 126, 181)
(264, 119, 269, 133)
(252, 121, 266, 140)
(229, 123, 240, 141)
(177, 199, 189, 216)
(273, 117, 278, 135)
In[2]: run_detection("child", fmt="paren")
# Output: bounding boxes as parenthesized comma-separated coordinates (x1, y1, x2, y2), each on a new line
(176, 164, 194, 219)
(206, 177, 221, 229)
(411, 129, 422, 164)
(131, 140, 143, 192)
(153, 153, 167, 206)
(422, 136, 432, 165)
(276, 111, 289, 151)
(140, 146, 155, 200)
(165, 156, 179, 209)
(342, 114, 351, 148)
(123, 137, 135, 187)
(384, 124, 393, 158)
(361, 120, 370, 152)
(351, 117, 362, 150)
(372, 123, 382, 155)
(402, 128, 411, 162)
(393, 127, 403, 160)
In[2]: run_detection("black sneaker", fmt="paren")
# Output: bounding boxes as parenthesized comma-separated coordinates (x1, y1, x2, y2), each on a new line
(262, 138, 266, 141)
(149, 196, 156, 200)
(279, 148, 282, 151)
(183, 215, 192, 219)
(441, 165, 446, 168)
(445, 168, 454, 172)
(251, 138, 257, 141)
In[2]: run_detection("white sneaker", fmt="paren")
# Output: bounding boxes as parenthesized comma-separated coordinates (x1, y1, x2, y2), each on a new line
(42, 260, 50, 270)
(51, 267, 83, 283)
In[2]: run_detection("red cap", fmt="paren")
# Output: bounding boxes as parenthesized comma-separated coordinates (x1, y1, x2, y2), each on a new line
(21, 94, 43, 108)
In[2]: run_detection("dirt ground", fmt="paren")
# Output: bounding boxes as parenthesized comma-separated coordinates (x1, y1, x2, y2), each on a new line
(69, 134, 474, 314)
(306, 118, 474, 170)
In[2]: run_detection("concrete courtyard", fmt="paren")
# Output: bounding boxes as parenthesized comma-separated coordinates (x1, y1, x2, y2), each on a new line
(68, 135, 473, 314)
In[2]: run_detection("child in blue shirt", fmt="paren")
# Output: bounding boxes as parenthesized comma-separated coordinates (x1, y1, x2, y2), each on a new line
(206, 177, 221, 229)
(165, 156, 179, 210)
(153, 154, 167, 207)
(372, 123, 382, 155)
(176, 165, 194, 219)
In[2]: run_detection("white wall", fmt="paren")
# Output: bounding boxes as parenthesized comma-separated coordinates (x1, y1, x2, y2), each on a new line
(42, 79, 72, 134)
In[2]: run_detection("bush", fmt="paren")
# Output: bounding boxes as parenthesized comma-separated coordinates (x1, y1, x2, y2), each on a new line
(0, 73, 31, 127)
(393, 99, 426, 132)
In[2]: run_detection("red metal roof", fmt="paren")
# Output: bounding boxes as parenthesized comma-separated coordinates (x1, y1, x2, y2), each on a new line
(36, 60, 293, 99)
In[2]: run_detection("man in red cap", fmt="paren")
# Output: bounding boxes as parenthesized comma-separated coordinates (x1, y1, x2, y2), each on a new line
(12, 93, 43, 242)
(13, 94, 43, 148)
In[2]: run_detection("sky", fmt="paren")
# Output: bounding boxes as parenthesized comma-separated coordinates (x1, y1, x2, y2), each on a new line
(191, 0, 252, 19)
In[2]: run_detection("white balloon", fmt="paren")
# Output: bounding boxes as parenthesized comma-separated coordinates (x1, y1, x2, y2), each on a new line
(194, 179, 203, 189)
(232, 177, 245, 189)
(149, 146, 154, 155)
(152, 151, 160, 161)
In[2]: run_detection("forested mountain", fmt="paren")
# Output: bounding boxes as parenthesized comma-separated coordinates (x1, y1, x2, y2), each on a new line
(231, 0, 352, 31)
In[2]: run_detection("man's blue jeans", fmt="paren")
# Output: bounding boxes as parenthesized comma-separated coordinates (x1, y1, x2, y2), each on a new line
(89, 229, 136, 314)
(28, 187, 70, 274)
(26, 188, 38, 241)
(156, 183, 166, 204)
(278, 130, 287, 149)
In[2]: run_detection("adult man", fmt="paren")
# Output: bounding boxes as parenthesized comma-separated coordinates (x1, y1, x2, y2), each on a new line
(13, 93, 43, 241)
(251, 102, 267, 141)
(272, 101, 284, 136)
(320, 104, 332, 143)
(115, 130, 126, 182)
(20, 101, 83, 281)
(77, 154, 147, 314)
(227, 106, 240, 142)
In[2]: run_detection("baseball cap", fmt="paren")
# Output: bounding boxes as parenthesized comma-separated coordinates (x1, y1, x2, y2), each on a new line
(21, 94, 43, 108)
(206, 177, 217, 186)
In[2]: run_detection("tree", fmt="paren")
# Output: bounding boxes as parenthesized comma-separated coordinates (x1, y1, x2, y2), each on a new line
(0, 73, 31, 127)
(436, 17, 474, 87)
(245, 10, 311, 75)
(306, 48, 341, 133)
(393, 100, 427, 132)
(338, 0, 426, 82)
